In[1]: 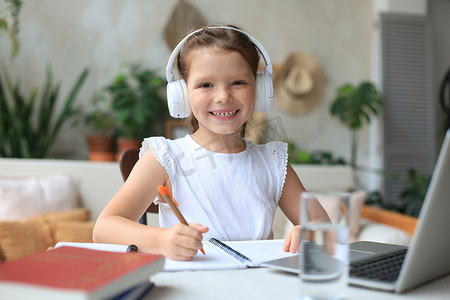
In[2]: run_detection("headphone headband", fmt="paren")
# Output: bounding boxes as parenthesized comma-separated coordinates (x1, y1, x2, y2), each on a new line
(165, 26, 273, 83)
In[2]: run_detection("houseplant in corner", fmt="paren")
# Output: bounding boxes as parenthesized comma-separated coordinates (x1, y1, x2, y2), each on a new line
(330, 81, 382, 169)
(84, 91, 116, 161)
(105, 63, 167, 160)
(0, 67, 89, 158)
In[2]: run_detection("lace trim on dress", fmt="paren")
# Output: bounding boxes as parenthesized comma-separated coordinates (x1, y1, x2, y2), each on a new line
(268, 141, 288, 203)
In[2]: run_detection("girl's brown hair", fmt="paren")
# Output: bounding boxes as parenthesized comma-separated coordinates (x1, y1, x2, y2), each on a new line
(175, 25, 261, 137)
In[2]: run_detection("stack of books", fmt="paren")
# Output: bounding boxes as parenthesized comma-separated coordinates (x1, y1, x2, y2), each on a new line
(0, 246, 164, 299)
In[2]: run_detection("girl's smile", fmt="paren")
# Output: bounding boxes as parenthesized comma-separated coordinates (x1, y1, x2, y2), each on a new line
(210, 109, 238, 118)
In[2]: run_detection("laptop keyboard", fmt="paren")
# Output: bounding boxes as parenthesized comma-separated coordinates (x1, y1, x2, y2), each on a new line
(350, 248, 408, 283)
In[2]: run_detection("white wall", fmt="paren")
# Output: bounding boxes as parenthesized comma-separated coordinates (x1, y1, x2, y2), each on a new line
(1, 0, 378, 185)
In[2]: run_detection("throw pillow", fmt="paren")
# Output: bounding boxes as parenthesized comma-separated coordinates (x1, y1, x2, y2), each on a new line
(0, 208, 90, 262)
(358, 220, 411, 246)
(40, 207, 91, 223)
(0, 174, 80, 221)
(0, 215, 52, 261)
(50, 220, 95, 244)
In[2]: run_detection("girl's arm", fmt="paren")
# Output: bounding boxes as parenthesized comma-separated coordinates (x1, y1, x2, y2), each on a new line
(92, 150, 208, 261)
(278, 164, 329, 253)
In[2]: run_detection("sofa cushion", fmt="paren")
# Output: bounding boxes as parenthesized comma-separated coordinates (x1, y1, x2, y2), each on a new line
(0, 214, 52, 262)
(40, 207, 90, 223)
(0, 208, 90, 262)
(358, 220, 411, 246)
(50, 220, 95, 244)
(0, 174, 80, 221)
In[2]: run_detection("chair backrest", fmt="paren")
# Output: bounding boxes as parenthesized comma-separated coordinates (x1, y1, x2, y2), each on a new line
(119, 148, 158, 215)
(119, 148, 140, 181)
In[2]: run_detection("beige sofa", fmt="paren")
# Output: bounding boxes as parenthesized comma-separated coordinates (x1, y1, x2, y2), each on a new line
(0, 158, 123, 220)
(0, 158, 413, 262)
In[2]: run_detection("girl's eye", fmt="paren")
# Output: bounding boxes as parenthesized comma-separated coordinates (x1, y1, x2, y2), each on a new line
(232, 81, 245, 86)
(200, 83, 213, 88)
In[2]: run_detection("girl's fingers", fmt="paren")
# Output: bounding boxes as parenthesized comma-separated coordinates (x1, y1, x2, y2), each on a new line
(289, 232, 301, 253)
(283, 225, 301, 253)
(283, 231, 293, 252)
(164, 223, 208, 260)
(189, 223, 209, 234)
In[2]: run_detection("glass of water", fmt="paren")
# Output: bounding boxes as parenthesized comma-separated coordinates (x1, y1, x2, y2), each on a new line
(299, 192, 351, 300)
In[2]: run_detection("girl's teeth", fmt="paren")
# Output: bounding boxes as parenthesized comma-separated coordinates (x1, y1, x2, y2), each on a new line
(212, 110, 237, 117)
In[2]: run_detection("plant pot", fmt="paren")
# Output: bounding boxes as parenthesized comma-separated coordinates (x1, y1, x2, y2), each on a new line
(116, 137, 142, 161)
(86, 135, 116, 161)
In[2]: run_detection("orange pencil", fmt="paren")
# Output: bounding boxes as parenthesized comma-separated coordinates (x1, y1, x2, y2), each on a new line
(157, 185, 205, 255)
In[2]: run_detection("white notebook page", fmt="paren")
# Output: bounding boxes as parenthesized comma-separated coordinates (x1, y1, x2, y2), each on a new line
(164, 239, 297, 271)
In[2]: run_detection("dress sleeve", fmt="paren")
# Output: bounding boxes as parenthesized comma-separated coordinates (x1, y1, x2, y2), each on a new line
(140, 136, 167, 160)
(266, 141, 288, 204)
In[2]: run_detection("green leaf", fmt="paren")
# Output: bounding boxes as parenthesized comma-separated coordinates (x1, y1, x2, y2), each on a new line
(0, 19, 7, 30)
(0, 66, 89, 158)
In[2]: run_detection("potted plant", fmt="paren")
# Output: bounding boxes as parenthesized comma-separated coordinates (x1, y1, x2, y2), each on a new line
(0, 67, 89, 158)
(330, 81, 382, 169)
(84, 91, 116, 161)
(105, 63, 167, 159)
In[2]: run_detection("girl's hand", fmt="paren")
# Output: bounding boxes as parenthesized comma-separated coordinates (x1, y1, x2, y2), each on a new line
(160, 223, 209, 261)
(283, 224, 337, 255)
(283, 225, 301, 253)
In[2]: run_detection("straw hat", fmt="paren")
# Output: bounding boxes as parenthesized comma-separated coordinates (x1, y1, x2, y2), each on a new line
(274, 52, 325, 114)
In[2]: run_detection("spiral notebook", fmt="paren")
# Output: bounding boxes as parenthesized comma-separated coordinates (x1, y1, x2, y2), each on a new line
(164, 238, 297, 271)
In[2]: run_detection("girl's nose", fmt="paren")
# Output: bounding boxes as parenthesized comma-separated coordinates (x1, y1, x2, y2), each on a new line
(215, 85, 232, 103)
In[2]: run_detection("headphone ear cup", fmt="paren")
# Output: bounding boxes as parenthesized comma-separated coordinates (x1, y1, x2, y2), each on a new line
(167, 79, 191, 118)
(255, 73, 274, 112)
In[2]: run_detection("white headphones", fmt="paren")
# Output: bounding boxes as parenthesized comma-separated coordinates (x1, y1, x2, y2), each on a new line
(165, 26, 274, 118)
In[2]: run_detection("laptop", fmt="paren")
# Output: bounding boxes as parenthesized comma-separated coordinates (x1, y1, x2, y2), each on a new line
(262, 129, 450, 293)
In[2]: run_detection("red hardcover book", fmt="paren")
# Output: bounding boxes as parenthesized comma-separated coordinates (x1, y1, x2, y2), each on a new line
(0, 246, 164, 299)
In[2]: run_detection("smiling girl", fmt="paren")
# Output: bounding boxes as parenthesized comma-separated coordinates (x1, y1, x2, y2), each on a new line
(93, 25, 328, 261)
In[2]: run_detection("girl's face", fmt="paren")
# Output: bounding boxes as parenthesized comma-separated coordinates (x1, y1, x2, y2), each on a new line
(186, 48, 256, 138)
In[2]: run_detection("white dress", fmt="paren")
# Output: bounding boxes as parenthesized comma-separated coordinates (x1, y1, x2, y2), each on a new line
(140, 135, 288, 241)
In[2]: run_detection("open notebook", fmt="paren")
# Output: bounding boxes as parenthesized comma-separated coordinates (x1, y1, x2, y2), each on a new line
(56, 239, 297, 271)
(164, 238, 296, 271)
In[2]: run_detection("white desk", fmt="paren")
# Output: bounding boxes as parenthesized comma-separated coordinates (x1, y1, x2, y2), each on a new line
(147, 268, 450, 299)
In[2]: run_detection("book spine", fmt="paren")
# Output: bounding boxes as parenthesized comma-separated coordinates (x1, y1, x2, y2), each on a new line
(208, 238, 252, 264)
